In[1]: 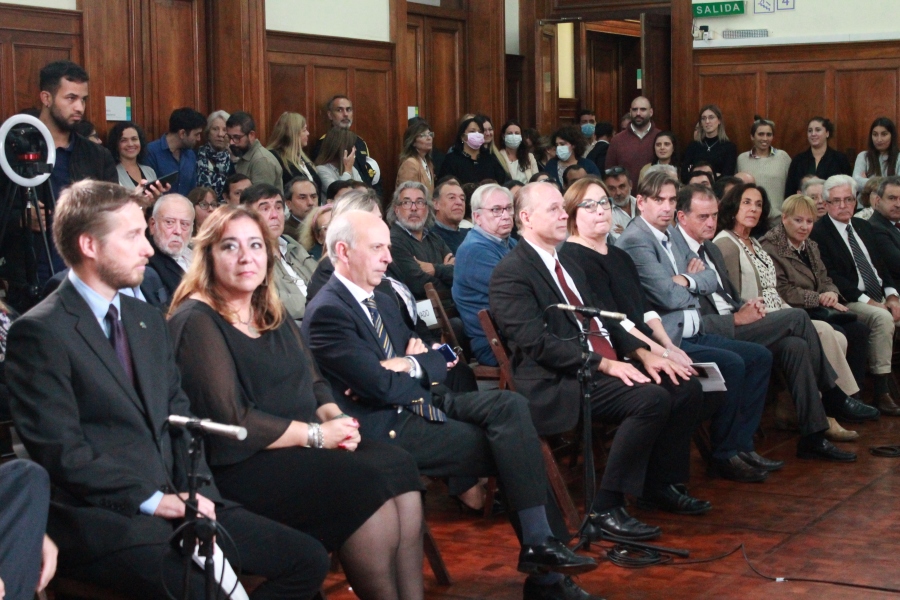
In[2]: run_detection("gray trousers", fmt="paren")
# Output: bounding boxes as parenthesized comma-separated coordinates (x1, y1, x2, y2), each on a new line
(0, 460, 49, 600)
(735, 307, 833, 436)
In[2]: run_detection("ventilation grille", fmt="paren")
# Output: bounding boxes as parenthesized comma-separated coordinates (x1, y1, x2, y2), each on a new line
(723, 29, 770, 39)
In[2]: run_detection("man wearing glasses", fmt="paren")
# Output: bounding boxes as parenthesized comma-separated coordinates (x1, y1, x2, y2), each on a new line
(387, 181, 456, 306)
(452, 184, 517, 366)
(141, 194, 194, 308)
(145, 107, 206, 196)
(225, 111, 283, 188)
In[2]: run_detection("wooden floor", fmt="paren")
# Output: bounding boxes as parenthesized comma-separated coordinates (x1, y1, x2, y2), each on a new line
(323, 407, 900, 600)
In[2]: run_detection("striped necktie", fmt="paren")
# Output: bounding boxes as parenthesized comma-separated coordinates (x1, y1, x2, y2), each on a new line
(363, 296, 446, 423)
(845, 224, 884, 301)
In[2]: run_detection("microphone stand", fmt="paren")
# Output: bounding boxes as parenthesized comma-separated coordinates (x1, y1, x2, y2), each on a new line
(572, 316, 597, 552)
(180, 427, 218, 600)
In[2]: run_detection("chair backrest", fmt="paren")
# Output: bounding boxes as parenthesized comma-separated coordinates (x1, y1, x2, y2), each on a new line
(477, 309, 515, 391)
(424, 283, 466, 363)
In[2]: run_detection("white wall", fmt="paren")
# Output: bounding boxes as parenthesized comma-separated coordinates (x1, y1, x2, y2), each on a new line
(0, 0, 76, 9)
(693, 0, 900, 47)
(557, 22, 574, 98)
(505, 0, 519, 55)
(266, 0, 390, 42)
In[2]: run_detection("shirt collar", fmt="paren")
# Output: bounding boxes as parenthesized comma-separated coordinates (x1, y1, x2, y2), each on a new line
(434, 219, 458, 232)
(640, 216, 669, 244)
(828, 214, 852, 232)
(278, 236, 288, 257)
(334, 272, 375, 304)
(474, 224, 507, 245)
(631, 122, 652, 139)
(523, 236, 558, 272)
(68, 269, 121, 322)
(675, 226, 702, 254)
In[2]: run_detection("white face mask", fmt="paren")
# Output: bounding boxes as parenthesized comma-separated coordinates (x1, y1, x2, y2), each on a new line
(504, 134, 522, 149)
(556, 144, 572, 161)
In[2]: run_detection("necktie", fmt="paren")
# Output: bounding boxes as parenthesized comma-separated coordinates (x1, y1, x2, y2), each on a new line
(845, 224, 884, 301)
(104, 304, 134, 385)
(363, 296, 446, 423)
(384, 276, 418, 324)
(553, 260, 617, 361)
(697, 245, 736, 305)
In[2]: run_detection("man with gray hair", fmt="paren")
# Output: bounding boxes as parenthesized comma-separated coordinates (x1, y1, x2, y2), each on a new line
(431, 179, 469, 253)
(453, 184, 517, 366)
(387, 180, 455, 305)
(812, 174, 900, 415)
(141, 194, 194, 308)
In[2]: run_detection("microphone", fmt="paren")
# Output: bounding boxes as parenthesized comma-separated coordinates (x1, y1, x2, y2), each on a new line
(168, 415, 248, 441)
(550, 303, 627, 321)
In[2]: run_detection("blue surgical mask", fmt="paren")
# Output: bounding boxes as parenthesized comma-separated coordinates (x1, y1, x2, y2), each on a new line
(556, 145, 572, 161)
(581, 123, 596, 137)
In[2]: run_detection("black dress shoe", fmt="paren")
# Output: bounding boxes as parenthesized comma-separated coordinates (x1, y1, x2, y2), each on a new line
(582, 506, 661, 541)
(797, 437, 857, 462)
(517, 537, 597, 575)
(707, 455, 769, 483)
(523, 575, 607, 600)
(824, 395, 880, 423)
(737, 451, 785, 472)
(637, 483, 713, 515)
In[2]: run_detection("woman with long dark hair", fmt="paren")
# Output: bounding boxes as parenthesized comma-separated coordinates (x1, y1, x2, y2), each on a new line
(785, 117, 852, 197)
(497, 119, 539, 181)
(436, 116, 507, 185)
(639, 131, 679, 183)
(852, 117, 900, 191)
(396, 120, 435, 196)
(106, 121, 156, 190)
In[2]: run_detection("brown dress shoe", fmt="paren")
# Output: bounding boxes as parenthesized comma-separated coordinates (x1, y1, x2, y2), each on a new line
(824, 417, 859, 442)
(875, 393, 900, 416)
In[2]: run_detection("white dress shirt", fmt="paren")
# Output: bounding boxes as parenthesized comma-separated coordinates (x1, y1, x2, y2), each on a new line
(675, 228, 734, 315)
(828, 215, 897, 303)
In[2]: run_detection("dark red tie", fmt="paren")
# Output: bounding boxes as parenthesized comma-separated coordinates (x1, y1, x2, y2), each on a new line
(105, 304, 135, 385)
(553, 259, 617, 361)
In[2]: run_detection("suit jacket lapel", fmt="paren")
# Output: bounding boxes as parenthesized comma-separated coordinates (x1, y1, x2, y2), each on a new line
(330, 279, 389, 356)
(120, 302, 163, 435)
(59, 280, 148, 418)
(702, 241, 743, 310)
(517, 241, 580, 329)
(822, 215, 854, 268)
(634, 217, 676, 276)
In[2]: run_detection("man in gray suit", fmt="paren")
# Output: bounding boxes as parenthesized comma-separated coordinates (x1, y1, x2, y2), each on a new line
(617, 175, 869, 463)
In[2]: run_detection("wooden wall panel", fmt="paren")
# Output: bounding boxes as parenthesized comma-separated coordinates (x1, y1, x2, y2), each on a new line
(766, 71, 827, 157)
(466, 0, 505, 124)
(506, 54, 525, 124)
(266, 32, 398, 198)
(698, 72, 758, 150)
(427, 20, 465, 151)
(404, 16, 424, 115)
(834, 69, 899, 156)
(0, 5, 82, 120)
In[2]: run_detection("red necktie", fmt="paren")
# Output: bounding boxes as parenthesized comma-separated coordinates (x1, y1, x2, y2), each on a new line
(553, 259, 617, 361)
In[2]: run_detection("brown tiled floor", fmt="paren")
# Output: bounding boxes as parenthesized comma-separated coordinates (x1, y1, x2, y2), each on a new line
(323, 409, 900, 599)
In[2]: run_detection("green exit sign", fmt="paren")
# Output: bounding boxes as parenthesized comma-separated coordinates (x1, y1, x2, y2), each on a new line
(693, 2, 745, 17)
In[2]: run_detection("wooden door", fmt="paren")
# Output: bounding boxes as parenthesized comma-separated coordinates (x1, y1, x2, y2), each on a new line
(641, 13, 671, 131)
(585, 32, 620, 127)
(536, 23, 558, 134)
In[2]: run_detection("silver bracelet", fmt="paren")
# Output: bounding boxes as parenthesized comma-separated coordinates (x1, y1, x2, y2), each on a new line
(307, 423, 324, 449)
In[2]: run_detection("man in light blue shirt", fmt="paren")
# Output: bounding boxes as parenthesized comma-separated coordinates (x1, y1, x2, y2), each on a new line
(144, 107, 206, 195)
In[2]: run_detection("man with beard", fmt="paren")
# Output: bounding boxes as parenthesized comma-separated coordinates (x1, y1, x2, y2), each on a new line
(225, 111, 283, 188)
(311, 95, 378, 189)
(0, 61, 117, 298)
(386, 181, 456, 306)
(144, 107, 206, 196)
(6, 180, 329, 597)
(140, 194, 195, 309)
(605, 96, 661, 185)
(603, 166, 639, 235)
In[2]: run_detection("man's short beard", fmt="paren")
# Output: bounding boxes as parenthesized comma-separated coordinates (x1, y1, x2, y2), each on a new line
(50, 105, 75, 133)
(397, 215, 425, 233)
(96, 253, 143, 290)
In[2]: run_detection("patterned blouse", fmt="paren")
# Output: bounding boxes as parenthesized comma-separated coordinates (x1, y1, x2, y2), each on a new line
(735, 235, 785, 311)
(196, 143, 235, 200)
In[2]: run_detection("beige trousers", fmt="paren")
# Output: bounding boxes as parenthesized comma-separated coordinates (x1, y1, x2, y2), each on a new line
(846, 302, 900, 375)
(811, 320, 858, 396)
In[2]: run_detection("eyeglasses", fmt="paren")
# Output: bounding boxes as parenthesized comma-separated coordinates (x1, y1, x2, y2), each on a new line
(479, 204, 514, 217)
(227, 133, 247, 142)
(196, 201, 219, 211)
(700, 115, 718, 122)
(416, 132, 435, 139)
(825, 197, 856, 206)
(577, 198, 610, 213)
(603, 166, 626, 178)
(398, 200, 427, 209)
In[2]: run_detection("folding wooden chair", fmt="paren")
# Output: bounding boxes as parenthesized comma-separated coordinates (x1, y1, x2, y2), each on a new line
(424, 283, 499, 382)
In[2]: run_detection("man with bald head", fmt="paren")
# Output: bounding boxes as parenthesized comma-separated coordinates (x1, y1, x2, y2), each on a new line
(303, 209, 602, 600)
(604, 96, 661, 184)
(490, 181, 706, 544)
(141, 194, 194, 307)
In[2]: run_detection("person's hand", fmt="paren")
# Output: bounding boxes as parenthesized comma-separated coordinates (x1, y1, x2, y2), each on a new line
(136, 179, 171, 200)
(664, 344, 697, 373)
(432, 343, 459, 369)
(819, 291, 839, 307)
(407, 337, 428, 355)
(832, 302, 849, 312)
(886, 295, 900, 321)
(36, 535, 57, 593)
(1, 574, 5, 599)
(321, 417, 361, 451)
(640, 351, 692, 385)
(685, 258, 705, 274)
(28, 201, 48, 232)
(443, 253, 455, 265)
(380, 357, 412, 373)
(344, 388, 362, 402)
(868, 298, 887, 311)
(342, 147, 357, 174)
(598, 358, 650, 386)
(613, 223, 624, 234)
(415, 258, 436, 276)
(734, 303, 763, 326)
(672, 274, 690, 287)
(154, 493, 217, 521)
(745, 297, 767, 317)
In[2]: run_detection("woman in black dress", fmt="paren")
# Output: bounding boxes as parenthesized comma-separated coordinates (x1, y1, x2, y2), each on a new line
(681, 105, 737, 182)
(785, 117, 852, 197)
(167, 206, 425, 600)
(557, 177, 694, 368)
(436, 116, 507, 186)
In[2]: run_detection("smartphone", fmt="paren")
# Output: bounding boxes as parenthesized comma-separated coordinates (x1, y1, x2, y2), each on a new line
(147, 171, 179, 190)
(437, 343, 458, 362)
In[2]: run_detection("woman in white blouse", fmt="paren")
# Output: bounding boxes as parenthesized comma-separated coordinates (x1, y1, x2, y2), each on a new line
(496, 119, 539, 182)
(314, 127, 363, 191)
(852, 117, 900, 192)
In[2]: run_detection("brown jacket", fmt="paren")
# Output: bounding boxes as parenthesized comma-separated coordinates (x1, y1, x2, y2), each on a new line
(758, 223, 839, 308)
(396, 155, 434, 197)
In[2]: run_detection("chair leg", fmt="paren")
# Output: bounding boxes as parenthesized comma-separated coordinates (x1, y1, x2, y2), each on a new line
(541, 439, 581, 532)
(423, 522, 452, 585)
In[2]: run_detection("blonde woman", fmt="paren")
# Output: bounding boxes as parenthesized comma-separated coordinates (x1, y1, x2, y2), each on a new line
(267, 111, 323, 193)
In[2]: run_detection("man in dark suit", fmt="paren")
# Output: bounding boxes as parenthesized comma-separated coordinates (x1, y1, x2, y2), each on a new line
(6, 180, 329, 598)
(303, 209, 602, 600)
(661, 181, 873, 462)
(869, 175, 900, 283)
(811, 174, 900, 415)
(141, 194, 194, 308)
(489, 182, 706, 543)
